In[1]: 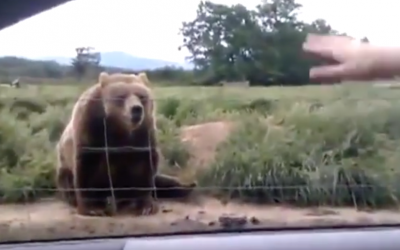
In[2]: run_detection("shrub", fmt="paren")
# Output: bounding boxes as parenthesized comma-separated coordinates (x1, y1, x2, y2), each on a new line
(202, 100, 400, 208)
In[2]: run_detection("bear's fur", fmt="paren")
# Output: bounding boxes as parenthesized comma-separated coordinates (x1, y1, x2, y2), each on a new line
(56, 72, 196, 217)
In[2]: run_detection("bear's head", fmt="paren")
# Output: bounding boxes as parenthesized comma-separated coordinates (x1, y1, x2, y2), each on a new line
(98, 72, 155, 131)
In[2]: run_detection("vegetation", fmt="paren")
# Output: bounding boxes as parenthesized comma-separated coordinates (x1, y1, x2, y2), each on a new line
(0, 83, 399, 210)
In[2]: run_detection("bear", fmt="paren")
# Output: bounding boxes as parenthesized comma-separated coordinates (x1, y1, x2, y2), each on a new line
(55, 72, 196, 217)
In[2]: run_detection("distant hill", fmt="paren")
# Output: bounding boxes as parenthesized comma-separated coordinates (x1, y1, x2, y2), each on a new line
(41, 51, 192, 70)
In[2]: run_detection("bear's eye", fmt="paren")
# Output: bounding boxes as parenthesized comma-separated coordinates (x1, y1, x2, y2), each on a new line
(115, 94, 127, 106)
(137, 95, 148, 103)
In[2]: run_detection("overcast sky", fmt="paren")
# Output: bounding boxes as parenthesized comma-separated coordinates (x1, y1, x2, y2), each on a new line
(0, 0, 396, 63)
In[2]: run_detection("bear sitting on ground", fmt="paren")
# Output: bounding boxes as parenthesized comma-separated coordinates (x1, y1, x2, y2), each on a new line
(55, 72, 196, 217)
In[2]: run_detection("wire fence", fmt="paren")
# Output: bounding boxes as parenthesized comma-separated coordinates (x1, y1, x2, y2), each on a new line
(6, 95, 400, 102)
(0, 184, 388, 192)
(6, 93, 400, 207)
(2, 86, 400, 208)
(2, 79, 400, 242)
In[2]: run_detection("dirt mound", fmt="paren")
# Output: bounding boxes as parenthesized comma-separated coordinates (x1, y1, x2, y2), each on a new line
(181, 121, 233, 169)
(180, 118, 283, 169)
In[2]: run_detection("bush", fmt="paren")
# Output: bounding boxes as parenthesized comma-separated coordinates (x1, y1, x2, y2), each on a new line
(202, 99, 400, 208)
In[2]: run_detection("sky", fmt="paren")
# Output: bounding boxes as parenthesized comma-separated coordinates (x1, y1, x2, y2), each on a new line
(0, 0, 397, 63)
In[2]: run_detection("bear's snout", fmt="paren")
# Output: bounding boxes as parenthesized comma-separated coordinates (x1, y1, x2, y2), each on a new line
(130, 105, 143, 123)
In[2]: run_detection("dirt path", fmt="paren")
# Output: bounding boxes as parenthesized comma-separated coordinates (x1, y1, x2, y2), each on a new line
(1, 197, 400, 242)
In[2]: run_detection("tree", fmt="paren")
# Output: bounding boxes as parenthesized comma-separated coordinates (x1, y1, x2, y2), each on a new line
(71, 47, 101, 80)
(179, 0, 343, 86)
(180, 1, 263, 84)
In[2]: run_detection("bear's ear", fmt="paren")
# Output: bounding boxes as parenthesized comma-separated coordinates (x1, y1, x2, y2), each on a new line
(98, 72, 110, 87)
(138, 72, 151, 86)
(126, 74, 139, 83)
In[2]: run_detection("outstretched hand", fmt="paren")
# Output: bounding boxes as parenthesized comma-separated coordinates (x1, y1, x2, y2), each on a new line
(303, 34, 378, 82)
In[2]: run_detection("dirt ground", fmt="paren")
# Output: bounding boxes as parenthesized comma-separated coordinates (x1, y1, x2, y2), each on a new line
(1, 197, 400, 242)
(2, 121, 400, 242)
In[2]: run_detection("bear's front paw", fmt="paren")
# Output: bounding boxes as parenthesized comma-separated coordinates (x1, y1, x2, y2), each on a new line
(182, 181, 198, 195)
(135, 196, 159, 216)
(187, 181, 198, 188)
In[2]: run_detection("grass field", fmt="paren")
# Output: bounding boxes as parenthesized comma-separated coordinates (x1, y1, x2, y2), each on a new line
(1, 83, 400, 209)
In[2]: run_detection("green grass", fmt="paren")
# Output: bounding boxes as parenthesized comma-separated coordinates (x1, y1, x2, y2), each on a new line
(1, 83, 400, 209)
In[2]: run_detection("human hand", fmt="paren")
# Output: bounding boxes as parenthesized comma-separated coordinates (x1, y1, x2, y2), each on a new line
(303, 34, 378, 82)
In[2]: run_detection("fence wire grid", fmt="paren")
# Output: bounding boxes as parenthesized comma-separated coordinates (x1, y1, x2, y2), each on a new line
(2, 79, 400, 243)
(1, 87, 400, 210)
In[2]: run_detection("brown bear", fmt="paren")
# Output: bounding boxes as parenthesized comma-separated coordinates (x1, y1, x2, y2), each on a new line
(56, 72, 196, 217)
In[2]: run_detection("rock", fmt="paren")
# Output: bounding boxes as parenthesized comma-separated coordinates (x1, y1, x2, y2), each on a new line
(218, 215, 247, 228)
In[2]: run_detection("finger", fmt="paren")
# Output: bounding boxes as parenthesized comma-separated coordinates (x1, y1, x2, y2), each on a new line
(302, 42, 335, 61)
(304, 34, 328, 45)
(304, 34, 336, 48)
(303, 34, 335, 57)
(305, 34, 353, 46)
(310, 64, 375, 82)
(309, 64, 349, 82)
(303, 34, 355, 59)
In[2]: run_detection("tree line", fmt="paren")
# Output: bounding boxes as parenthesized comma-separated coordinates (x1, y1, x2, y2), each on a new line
(0, 0, 367, 86)
(0, 55, 193, 85)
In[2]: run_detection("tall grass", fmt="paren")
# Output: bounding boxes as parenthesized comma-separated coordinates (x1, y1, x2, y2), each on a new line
(0, 84, 400, 209)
